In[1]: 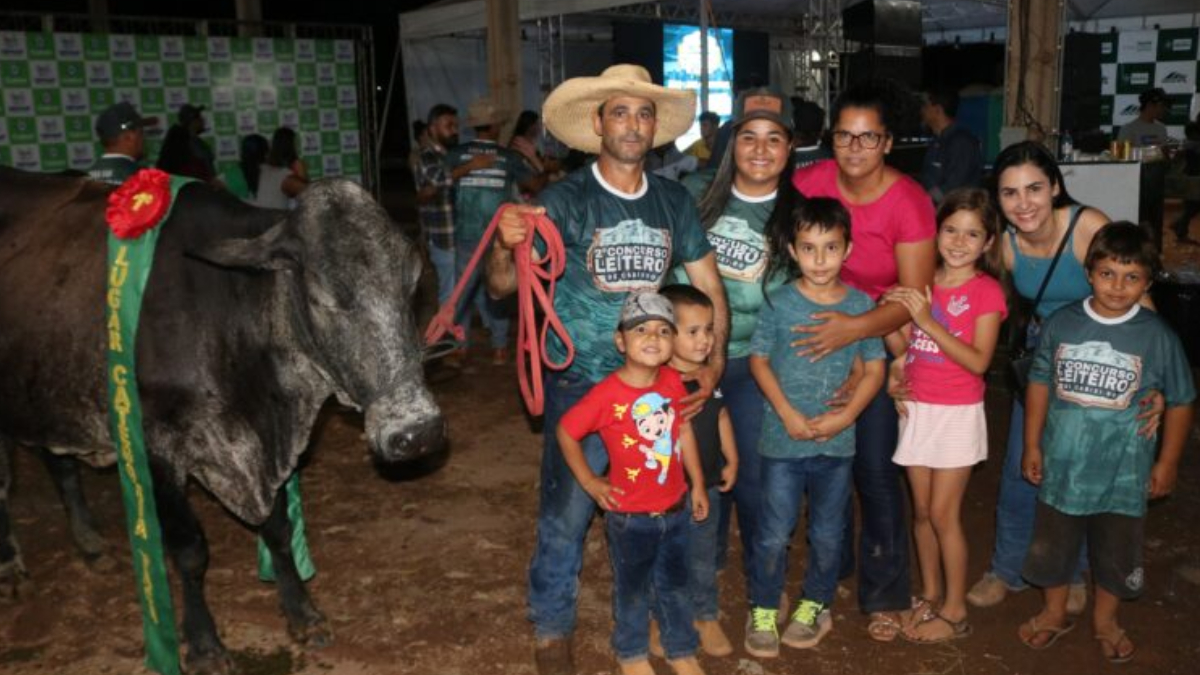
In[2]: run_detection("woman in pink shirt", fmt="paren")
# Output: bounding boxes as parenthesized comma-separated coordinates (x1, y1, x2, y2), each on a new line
(791, 80, 936, 641)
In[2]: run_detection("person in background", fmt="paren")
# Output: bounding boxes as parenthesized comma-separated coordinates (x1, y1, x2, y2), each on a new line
(176, 103, 217, 181)
(248, 127, 308, 210)
(686, 111, 721, 169)
(446, 97, 541, 367)
(1116, 88, 1169, 148)
(157, 124, 212, 180)
(791, 99, 830, 169)
(219, 133, 269, 203)
(919, 88, 982, 203)
(409, 119, 430, 178)
(416, 104, 461, 312)
(509, 110, 562, 192)
(88, 101, 157, 185)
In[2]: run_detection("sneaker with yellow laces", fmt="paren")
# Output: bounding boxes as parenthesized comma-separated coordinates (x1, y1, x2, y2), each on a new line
(781, 599, 832, 649)
(744, 607, 779, 658)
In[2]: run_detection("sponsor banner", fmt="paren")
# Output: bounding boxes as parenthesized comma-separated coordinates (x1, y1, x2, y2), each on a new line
(1, 31, 362, 183)
(1165, 94, 1194, 125)
(1117, 30, 1157, 64)
(1156, 61, 1196, 94)
(1116, 63, 1155, 94)
(1100, 63, 1116, 95)
(1157, 27, 1198, 62)
(1112, 94, 1140, 127)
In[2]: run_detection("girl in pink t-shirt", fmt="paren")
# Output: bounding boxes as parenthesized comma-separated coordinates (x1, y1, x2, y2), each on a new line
(883, 188, 1008, 644)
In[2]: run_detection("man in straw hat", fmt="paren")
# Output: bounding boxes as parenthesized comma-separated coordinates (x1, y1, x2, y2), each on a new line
(486, 64, 729, 675)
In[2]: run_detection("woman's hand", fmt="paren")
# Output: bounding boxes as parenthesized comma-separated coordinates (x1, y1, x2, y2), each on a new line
(791, 311, 862, 362)
(1136, 390, 1166, 438)
(883, 286, 934, 332)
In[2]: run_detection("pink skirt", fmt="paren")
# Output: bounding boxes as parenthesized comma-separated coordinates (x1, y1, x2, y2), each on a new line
(893, 401, 988, 469)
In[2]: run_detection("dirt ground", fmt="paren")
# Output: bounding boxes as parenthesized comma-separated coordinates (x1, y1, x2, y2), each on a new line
(2, 187, 1200, 675)
(3, 346, 1200, 675)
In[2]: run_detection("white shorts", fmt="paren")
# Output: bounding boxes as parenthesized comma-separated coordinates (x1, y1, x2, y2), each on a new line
(892, 401, 987, 469)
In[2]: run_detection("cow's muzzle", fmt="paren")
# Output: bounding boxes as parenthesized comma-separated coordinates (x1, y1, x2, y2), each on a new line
(367, 410, 446, 462)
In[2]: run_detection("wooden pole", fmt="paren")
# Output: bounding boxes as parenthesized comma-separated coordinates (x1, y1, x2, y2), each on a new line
(1004, 0, 1064, 142)
(486, 0, 522, 140)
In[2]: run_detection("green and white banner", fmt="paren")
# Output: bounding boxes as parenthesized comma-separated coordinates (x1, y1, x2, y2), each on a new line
(0, 31, 363, 183)
(1098, 27, 1199, 139)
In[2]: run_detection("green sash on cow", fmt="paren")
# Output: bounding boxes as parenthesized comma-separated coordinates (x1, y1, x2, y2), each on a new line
(256, 473, 317, 582)
(105, 171, 191, 675)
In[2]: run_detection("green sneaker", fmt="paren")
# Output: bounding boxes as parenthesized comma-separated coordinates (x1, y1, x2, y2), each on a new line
(781, 599, 832, 649)
(744, 607, 780, 658)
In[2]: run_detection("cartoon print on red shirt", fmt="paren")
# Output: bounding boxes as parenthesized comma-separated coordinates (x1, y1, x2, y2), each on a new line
(631, 391, 677, 485)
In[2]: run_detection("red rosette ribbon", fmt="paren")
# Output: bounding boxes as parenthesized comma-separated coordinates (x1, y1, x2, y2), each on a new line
(106, 168, 173, 240)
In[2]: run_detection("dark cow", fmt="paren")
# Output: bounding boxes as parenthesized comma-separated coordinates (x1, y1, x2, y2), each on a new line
(0, 167, 445, 673)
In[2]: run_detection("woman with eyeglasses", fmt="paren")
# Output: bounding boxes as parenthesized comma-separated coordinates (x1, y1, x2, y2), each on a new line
(790, 79, 937, 642)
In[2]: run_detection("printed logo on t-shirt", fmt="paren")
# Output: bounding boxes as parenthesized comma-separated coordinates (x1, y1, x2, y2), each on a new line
(708, 216, 767, 283)
(946, 294, 970, 317)
(908, 303, 958, 364)
(588, 219, 672, 291)
(1054, 340, 1142, 410)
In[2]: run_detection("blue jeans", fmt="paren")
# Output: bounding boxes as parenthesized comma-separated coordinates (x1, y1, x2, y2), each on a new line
(840, 384, 911, 613)
(427, 242, 455, 307)
(989, 399, 1085, 587)
(751, 455, 852, 608)
(454, 239, 509, 349)
(686, 485, 723, 621)
(528, 370, 607, 640)
(716, 357, 764, 583)
(607, 508, 698, 661)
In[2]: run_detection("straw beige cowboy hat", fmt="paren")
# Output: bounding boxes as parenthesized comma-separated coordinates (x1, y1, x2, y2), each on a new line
(542, 64, 697, 154)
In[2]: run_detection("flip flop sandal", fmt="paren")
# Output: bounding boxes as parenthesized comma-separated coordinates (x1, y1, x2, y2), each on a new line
(1019, 617, 1076, 650)
(902, 613, 973, 644)
(1095, 629, 1135, 664)
(867, 612, 903, 643)
(903, 596, 939, 629)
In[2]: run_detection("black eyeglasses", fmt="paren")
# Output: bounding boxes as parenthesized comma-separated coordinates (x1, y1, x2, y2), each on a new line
(831, 130, 888, 149)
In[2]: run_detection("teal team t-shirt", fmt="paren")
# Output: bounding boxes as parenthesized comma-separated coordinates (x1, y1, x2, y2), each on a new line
(538, 163, 713, 383)
(1030, 300, 1196, 517)
(750, 283, 885, 459)
(671, 189, 785, 358)
(446, 139, 533, 245)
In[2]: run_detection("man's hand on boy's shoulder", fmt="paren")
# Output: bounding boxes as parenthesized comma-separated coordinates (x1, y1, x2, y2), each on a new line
(679, 359, 724, 420)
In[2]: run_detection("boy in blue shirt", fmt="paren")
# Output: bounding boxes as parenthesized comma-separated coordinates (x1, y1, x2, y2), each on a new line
(1019, 222, 1195, 663)
(744, 197, 886, 657)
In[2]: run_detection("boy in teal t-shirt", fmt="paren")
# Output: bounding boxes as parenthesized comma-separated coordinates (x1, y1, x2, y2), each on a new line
(1020, 222, 1195, 663)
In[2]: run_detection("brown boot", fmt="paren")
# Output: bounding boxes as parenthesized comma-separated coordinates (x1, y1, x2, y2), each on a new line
(619, 658, 658, 675)
(648, 618, 665, 657)
(666, 656, 706, 675)
(695, 620, 733, 657)
(535, 637, 574, 675)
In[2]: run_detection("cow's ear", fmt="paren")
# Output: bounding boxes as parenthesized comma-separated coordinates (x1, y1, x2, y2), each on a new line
(188, 221, 299, 271)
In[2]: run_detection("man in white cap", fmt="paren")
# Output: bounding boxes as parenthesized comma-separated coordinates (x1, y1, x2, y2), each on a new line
(486, 64, 728, 675)
(446, 97, 543, 366)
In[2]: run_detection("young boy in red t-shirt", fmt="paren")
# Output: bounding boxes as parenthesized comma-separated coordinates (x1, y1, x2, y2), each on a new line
(557, 290, 710, 675)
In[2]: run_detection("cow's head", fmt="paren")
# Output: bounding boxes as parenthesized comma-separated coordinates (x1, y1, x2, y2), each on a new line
(195, 180, 445, 462)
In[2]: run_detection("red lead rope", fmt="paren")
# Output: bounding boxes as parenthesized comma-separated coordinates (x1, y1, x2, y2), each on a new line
(423, 204, 574, 416)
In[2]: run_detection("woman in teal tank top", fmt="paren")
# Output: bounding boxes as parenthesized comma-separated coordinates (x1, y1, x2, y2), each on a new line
(971, 141, 1159, 618)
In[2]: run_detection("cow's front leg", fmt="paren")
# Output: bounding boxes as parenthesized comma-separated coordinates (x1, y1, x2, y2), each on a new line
(259, 482, 331, 648)
(39, 450, 114, 571)
(151, 464, 232, 675)
(0, 438, 32, 601)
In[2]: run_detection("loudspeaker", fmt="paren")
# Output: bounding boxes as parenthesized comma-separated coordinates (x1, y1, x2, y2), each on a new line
(842, 0, 922, 47)
(845, 48, 922, 89)
(1060, 32, 1103, 132)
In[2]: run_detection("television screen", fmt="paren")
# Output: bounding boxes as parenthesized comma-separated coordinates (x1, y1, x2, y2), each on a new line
(663, 23, 734, 153)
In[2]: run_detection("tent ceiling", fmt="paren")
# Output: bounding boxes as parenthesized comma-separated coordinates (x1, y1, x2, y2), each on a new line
(402, 0, 1200, 39)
